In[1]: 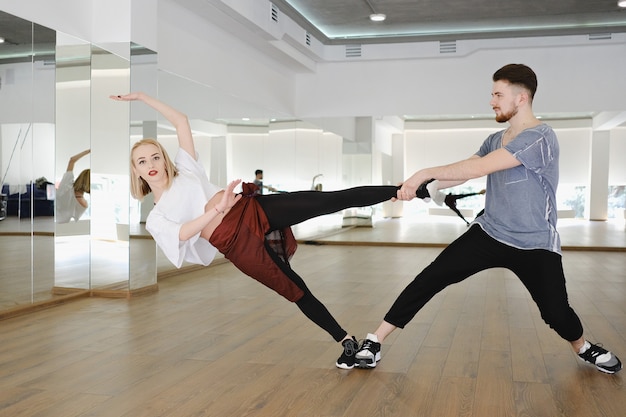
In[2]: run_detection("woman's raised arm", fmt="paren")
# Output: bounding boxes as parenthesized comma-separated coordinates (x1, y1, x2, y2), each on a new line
(110, 92, 196, 158)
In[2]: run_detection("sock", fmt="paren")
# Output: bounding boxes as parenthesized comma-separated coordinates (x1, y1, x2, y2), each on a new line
(578, 340, 591, 354)
(366, 333, 379, 343)
(342, 336, 356, 344)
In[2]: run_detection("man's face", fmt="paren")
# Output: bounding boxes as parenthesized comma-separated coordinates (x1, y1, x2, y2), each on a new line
(490, 80, 520, 123)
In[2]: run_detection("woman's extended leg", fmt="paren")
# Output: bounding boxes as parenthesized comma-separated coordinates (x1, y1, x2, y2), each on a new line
(263, 239, 347, 342)
(257, 186, 398, 230)
(263, 239, 360, 369)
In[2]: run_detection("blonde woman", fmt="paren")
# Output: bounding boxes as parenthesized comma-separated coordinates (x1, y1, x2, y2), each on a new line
(56, 149, 90, 223)
(112, 92, 402, 369)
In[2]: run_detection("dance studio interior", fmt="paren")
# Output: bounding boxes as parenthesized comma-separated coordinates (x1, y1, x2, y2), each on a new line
(0, 1, 625, 415)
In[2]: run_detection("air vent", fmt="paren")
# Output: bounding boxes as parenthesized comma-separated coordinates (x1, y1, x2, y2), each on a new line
(345, 44, 362, 58)
(305, 32, 311, 46)
(588, 33, 612, 41)
(439, 41, 457, 54)
(270, 3, 279, 23)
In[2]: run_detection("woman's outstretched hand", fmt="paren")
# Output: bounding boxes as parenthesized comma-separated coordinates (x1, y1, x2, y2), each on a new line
(215, 179, 243, 213)
(109, 92, 142, 102)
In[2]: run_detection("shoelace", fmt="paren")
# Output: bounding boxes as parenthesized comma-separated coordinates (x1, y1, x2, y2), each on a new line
(581, 343, 608, 360)
(343, 340, 357, 356)
(359, 339, 375, 352)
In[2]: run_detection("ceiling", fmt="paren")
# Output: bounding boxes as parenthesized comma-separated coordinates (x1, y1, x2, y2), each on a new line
(0, 10, 56, 63)
(272, 0, 626, 44)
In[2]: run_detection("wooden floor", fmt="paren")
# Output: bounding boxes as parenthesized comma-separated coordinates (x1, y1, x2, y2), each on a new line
(1, 215, 625, 416)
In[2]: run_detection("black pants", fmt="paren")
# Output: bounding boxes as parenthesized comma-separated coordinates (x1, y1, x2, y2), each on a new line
(384, 225, 584, 342)
(257, 186, 399, 342)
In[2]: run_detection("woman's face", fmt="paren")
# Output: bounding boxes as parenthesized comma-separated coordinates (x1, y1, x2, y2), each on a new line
(132, 143, 167, 183)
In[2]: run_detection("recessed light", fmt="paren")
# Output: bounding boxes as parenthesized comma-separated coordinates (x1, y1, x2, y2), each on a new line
(619, 0, 626, 8)
(369, 13, 386, 22)
(0, 37, 5, 43)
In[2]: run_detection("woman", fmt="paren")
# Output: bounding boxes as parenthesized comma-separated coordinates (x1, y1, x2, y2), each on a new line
(111, 92, 401, 369)
(56, 149, 90, 223)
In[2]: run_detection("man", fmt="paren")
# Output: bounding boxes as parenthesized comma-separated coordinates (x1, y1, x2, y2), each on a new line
(355, 64, 622, 374)
(253, 169, 277, 194)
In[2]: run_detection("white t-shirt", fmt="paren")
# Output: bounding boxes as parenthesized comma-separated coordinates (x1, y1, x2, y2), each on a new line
(56, 171, 88, 223)
(146, 149, 222, 268)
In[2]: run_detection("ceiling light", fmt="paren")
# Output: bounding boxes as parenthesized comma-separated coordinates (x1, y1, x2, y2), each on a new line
(0, 37, 5, 44)
(369, 13, 386, 22)
(619, 0, 626, 7)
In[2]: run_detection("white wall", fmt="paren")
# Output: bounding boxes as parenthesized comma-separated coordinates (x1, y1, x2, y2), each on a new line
(157, 0, 297, 120)
(404, 123, 596, 188)
(295, 35, 626, 118)
(229, 124, 342, 192)
(609, 127, 626, 184)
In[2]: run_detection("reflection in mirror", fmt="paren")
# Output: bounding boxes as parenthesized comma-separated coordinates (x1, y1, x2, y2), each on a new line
(129, 43, 157, 291)
(0, 11, 56, 310)
(32, 19, 57, 304)
(55, 149, 90, 224)
(89, 44, 130, 290)
(54, 32, 91, 290)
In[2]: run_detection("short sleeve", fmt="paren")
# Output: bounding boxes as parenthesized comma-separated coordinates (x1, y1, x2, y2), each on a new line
(475, 132, 501, 157)
(504, 130, 555, 174)
(146, 210, 185, 268)
(175, 149, 221, 199)
(146, 201, 218, 268)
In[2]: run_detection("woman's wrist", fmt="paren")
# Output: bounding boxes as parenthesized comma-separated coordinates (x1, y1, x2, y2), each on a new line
(214, 206, 225, 214)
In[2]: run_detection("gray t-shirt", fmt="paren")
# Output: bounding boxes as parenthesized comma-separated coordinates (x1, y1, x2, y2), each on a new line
(473, 123, 561, 253)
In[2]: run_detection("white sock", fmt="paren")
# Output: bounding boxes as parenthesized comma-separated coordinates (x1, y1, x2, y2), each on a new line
(578, 340, 591, 354)
(366, 333, 379, 343)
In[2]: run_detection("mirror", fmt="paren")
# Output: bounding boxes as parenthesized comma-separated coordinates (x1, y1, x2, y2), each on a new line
(54, 32, 91, 290)
(89, 44, 130, 290)
(31, 17, 56, 305)
(129, 43, 157, 291)
(1, 9, 158, 312)
(0, 11, 56, 310)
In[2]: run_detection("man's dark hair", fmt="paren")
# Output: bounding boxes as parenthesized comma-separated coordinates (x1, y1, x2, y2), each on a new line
(493, 64, 538, 100)
(255, 169, 263, 176)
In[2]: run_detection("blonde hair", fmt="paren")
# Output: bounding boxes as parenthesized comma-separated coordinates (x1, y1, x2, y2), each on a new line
(130, 138, 178, 200)
(73, 169, 90, 193)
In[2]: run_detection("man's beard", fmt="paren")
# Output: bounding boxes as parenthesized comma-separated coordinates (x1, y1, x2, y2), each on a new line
(495, 106, 518, 123)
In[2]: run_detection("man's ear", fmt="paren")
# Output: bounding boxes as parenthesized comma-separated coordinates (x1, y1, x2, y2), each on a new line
(518, 89, 531, 106)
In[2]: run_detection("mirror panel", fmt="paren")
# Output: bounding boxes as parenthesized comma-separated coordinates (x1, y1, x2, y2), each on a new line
(54, 32, 91, 289)
(31, 20, 56, 302)
(0, 11, 44, 309)
(89, 44, 130, 290)
(129, 43, 157, 290)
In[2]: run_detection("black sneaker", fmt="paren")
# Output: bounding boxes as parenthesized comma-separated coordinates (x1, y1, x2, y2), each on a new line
(355, 335, 381, 368)
(578, 342, 622, 374)
(336, 337, 359, 369)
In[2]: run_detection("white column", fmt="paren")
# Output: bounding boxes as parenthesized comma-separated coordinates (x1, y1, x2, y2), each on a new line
(382, 133, 404, 218)
(587, 130, 610, 220)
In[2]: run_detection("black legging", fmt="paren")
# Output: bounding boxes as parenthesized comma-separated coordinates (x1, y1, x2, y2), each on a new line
(445, 192, 483, 225)
(257, 186, 399, 341)
(384, 225, 584, 342)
